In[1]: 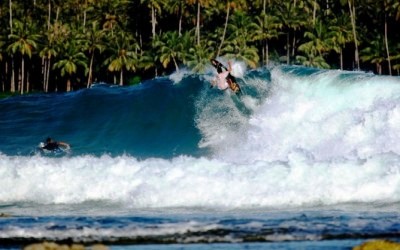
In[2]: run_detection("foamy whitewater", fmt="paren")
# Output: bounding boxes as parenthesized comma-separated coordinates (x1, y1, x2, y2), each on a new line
(0, 64, 400, 249)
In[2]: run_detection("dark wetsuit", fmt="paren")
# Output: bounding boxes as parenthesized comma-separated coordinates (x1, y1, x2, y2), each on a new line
(42, 142, 60, 151)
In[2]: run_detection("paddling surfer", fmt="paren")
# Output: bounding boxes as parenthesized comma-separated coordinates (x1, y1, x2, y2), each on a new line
(41, 137, 70, 151)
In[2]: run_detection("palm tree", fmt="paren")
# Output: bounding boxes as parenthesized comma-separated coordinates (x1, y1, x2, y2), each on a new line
(382, 0, 400, 75)
(140, 0, 166, 40)
(53, 39, 88, 91)
(178, 30, 195, 66)
(138, 48, 159, 77)
(216, 1, 231, 57)
(186, 0, 213, 45)
(0, 35, 4, 92)
(0, 36, 4, 62)
(391, 44, 400, 75)
(39, 39, 57, 92)
(96, 0, 129, 38)
(340, 0, 360, 70)
(155, 31, 183, 73)
(40, 21, 70, 92)
(165, 0, 185, 36)
(84, 21, 105, 88)
(223, 11, 259, 68)
(296, 54, 330, 68)
(328, 14, 353, 70)
(360, 34, 386, 75)
(299, 0, 320, 27)
(299, 20, 331, 55)
(9, 0, 13, 34)
(104, 31, 139, 86)
(296, 18, 336, 69)
(7, 20, 39, 94)
(251, 12, 281, 65)
(81, 0, 95, 33)
(275, 1, 308, 64)
(186, 42, 213, 72)
(215, 0, 248, 57)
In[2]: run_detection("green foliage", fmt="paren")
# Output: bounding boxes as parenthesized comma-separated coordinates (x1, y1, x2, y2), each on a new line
(128, 76, 142, 86)
(7, 20, 39, 58)
(0, 0, 399, 94)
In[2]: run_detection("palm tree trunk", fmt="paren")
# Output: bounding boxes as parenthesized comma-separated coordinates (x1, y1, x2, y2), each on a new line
(9, 0, 15, 93)
(286, 32, 290, 64)
(119, 69, 123, 86)
(348, 0, 359, 70)
(377, 63, 382, 75)
(26, 71, 30, 93)
(42, 57, 47, 91)
(87, 52, 94, 88)
(384, 14, 392, 75)
(196, 0, 201, 45)
(46, 58, 51, 92)
(266, 40, 269, 65)
(1, 67, 3, 92)
(292, 33, 296, 57)
(9, 0, 13, 34)
(151, 5, 156, 40)
(178, 0, 183, 36)
(261, 41, 265, 65)
(55, 6, 60, 23)
(67, 78, 71, 92)
(313, 0, 317, 26)
(263, 0, 266, 14)
(83, 0, 87, 32)
(20, 58, 24, 94)
(47, 0, 51, 30)
(10, 59, 15, 93)
(172, 56, 180, 73)
(340, 48, 343, 70)
(4, 62, 7, 92)
(217, 2, 230, 57)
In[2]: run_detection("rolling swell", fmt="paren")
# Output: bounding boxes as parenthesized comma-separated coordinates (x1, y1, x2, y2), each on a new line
(0, 66, 269, 158)
(0, 75, 207, 158)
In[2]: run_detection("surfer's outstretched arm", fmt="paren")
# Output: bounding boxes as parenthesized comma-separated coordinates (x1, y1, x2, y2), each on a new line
(58, 141, 70, 149)
(227, 61, 232, 72)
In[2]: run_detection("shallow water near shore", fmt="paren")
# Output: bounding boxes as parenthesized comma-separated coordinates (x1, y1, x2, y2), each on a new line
(1, 64, 400, 249)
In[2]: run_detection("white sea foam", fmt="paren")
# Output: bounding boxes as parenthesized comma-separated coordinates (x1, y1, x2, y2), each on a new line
(0, 219, 217, 241)
(210, 67, 400, 163)
(0, 151, 399, 209)
(169, 68, 191, 84)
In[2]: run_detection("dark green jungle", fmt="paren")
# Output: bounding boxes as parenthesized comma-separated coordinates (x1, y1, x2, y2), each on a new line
(0, 0, 399, 94)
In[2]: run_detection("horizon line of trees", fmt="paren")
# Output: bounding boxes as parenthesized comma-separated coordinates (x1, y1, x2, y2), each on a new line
(0, 0, 399, 94)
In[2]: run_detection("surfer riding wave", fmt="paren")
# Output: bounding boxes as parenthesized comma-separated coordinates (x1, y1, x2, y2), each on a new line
(210, 59, 242, 95)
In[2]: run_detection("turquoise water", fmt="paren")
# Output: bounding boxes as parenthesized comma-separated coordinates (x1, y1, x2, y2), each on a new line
(0, 64, 400, 249)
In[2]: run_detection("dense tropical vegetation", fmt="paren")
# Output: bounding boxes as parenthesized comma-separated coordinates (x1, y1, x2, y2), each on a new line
(0, 0, 399, 94)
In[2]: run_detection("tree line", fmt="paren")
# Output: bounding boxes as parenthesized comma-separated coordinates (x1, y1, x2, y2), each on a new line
(0, 0, 399, 94)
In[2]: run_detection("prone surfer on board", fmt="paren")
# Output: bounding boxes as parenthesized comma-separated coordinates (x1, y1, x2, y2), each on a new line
(210, 59, 241, 95)
(40, 137, 70, 151)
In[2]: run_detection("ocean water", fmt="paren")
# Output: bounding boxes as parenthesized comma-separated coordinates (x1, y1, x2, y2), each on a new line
(1, 63, 400, 249)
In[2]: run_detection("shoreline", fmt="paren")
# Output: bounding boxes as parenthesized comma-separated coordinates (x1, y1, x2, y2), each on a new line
(6, 239, 400, 250)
